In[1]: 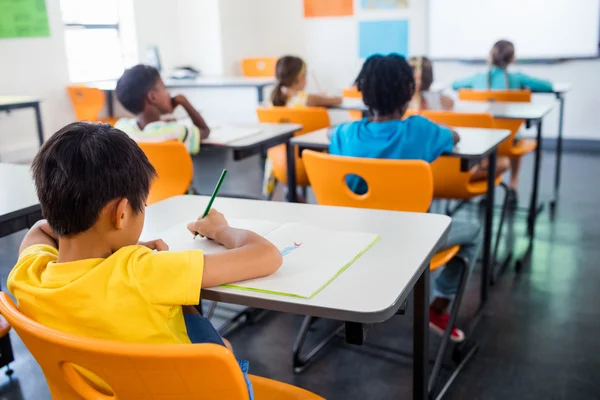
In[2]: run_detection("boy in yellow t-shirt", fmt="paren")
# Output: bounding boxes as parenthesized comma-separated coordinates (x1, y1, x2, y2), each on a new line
(8, 122, 282, 399)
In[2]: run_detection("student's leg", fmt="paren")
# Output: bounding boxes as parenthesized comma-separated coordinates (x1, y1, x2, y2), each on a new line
(433, 220, 481, 312)
(509, 156, 522, 191)
(183, 306, 254, 399)
(469, 156, 510, 182)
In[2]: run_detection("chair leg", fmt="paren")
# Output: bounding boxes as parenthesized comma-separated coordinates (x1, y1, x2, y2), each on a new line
(491, 182, 511, 285)
(428, 254, 470, 395)
(300, 186, 308, 200)
(292, 316, 343, 373)
(206, 301, 218, 320)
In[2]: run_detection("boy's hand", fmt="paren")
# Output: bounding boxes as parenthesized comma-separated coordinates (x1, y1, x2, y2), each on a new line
(171, 95, 189, 108)
(139, 239, 169, 251)
(187, 209, 229, 242)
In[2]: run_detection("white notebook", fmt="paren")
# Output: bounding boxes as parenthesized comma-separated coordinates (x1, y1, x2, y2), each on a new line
(159, 219, 380, 299)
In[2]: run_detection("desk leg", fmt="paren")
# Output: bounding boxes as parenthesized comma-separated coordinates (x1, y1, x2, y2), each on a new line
(106, 90, 115, 118)
(34, 102, 44, 146)
(481, 151, 497, 303)
(413, 267, 429, 400)
(286, 142, 298, 202)
(527, 120, 543, 238)
(551, 95, 565, 212)
(257, 86, 264, 105)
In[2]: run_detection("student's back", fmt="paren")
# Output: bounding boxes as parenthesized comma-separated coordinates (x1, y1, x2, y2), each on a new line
(452, 40, 553, 92)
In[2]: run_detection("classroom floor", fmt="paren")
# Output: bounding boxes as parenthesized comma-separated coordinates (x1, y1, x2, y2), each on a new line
(1, 148, 599, 399)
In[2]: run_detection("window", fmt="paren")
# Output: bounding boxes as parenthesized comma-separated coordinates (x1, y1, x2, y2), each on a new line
(60, 0, 138, 82)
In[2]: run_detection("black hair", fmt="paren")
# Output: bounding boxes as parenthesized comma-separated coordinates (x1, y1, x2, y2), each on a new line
(271, 55, 305, 106)
(32, 122, 157, 236)
(355, 54, 415, 116)
(489, 40, 514, 88)
(116, 64, 161, 114)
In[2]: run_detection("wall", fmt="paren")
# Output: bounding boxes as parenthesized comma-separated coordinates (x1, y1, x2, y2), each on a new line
(0, 0, 72, 161)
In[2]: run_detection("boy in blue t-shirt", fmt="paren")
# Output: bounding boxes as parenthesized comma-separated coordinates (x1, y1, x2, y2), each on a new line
(330, 54, 481, 342)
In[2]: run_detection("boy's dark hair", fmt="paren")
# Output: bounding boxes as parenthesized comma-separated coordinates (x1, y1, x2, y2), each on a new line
(355, 54, 415, 116)
(32, 122, 157, 236)
(116, 64, 161, 114)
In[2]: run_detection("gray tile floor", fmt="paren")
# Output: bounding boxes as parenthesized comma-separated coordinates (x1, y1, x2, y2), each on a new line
(1, 148, 599, 399)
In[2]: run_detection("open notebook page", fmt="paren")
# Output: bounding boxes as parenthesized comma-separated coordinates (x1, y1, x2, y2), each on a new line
(160, 220, 379, 299)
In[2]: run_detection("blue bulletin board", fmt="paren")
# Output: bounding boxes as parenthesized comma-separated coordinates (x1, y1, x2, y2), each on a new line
(359, 20, 409, 58)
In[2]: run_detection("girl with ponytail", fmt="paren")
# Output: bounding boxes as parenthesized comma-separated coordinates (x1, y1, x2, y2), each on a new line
(270, 55, 342, 107)
(451, 40, 553, 92)
(409, 56, 454, 111)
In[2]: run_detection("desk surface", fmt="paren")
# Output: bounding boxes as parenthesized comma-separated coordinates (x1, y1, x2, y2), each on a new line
(89, 76, 275, 91)
(337, 99, 554, 121)
(0, 96, 40, 107)
(142, 195, 451, 323)
(292, 127, 510, 160)
(0, 164, 39, 224)
(203, 123, 302, 149)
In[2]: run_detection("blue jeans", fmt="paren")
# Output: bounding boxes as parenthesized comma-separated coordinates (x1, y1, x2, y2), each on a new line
(184, 314, 254, 400)
(432, 220, 481, 300)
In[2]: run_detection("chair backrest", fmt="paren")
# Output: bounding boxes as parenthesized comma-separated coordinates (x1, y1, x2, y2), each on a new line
(342, 87, 361, 99)
(420, 111, 495, 129)
(0, 292, 249, 400)
(256, 107, 330, 136)
(256, 107, 331, 186)
(66, 85, 107, 121)
(302, 150, 433, 212)
(458, 89, 532, 103)
(241, 57, 277, 77)
(137, 141, 193, 205)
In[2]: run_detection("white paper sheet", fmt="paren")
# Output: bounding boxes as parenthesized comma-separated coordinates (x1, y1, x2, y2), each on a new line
(202, 126, 263, 145)
(159, 219, 379, 298)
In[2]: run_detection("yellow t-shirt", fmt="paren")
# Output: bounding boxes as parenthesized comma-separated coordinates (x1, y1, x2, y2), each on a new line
(7, 244, 204, 345)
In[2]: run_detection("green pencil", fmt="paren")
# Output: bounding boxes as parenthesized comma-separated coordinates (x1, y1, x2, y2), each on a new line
(194, 169, 228, 238)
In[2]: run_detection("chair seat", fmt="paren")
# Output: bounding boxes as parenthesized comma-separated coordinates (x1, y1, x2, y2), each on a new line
(502, 138, 537, 157)
(250, 375, 325, 399)
(0, 316, 10, 338)
(431, 245, 461, 272)
(465, 174, 503, 197)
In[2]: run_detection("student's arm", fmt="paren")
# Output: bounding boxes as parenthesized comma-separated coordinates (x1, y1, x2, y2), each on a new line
(440, 94, 454, 110)
(451, 76, 475, 90)
(515, 73, 553, 92)
(172, 95, 211, 139)
(187, 210, 283, 288)
(19, 220, 58, 255)
(306, 94, 343, 108)
(451, 129, 460, 144)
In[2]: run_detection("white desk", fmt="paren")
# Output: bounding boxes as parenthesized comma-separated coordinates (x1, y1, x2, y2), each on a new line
(142, 195, 451, 400)
(0, 164, 41, 238)
(0, 96, 44, 147)
(290, 126, 510, 310)
(88, 77, 275, 117)
(201, 123, 301, 161)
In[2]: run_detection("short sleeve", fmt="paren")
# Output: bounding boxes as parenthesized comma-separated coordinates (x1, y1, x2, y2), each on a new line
(132, 249, 204, 306)
(18, 244, 58, 260)
(451, 76, 475, 90)
(408, 116, 455, 162)
(515, 73, 553, 92)
(328, 125, 344, 155)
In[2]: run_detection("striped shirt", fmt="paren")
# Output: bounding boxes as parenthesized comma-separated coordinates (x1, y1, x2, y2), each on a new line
(115, 118, 201, 155)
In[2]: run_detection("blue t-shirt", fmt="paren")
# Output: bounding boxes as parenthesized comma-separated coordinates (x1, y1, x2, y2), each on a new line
(451, 66, 553, 92)
(329, 116, 454, 194)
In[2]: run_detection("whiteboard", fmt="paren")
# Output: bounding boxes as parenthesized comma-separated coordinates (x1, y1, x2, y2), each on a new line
(429, 0, 600, 59)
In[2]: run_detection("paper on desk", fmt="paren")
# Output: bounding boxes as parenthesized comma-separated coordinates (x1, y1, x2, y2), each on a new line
(202, 126, 263, 145)
(160, 219, 380, 298)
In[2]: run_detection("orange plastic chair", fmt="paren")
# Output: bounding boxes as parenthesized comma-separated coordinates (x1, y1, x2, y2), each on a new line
(302, 150, 468, 392)
(0, 292, 323, 400)
(342, 87, 364, 121)
(138, 141, 193, 205)
(458, 89, 536, 158)
(241, 57, 278, 77)
(415, 111, 503, 200)
(66, 85, 118, 125)
(256, 107, 330, 187)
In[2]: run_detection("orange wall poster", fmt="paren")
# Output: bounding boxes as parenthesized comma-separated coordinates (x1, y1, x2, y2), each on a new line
(304, 0, 354, 18)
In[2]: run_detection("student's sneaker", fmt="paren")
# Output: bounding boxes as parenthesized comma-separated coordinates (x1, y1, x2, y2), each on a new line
(429, 309, 465, 343)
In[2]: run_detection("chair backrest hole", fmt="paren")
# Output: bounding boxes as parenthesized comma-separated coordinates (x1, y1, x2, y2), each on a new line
(345, 173, 369, 196)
